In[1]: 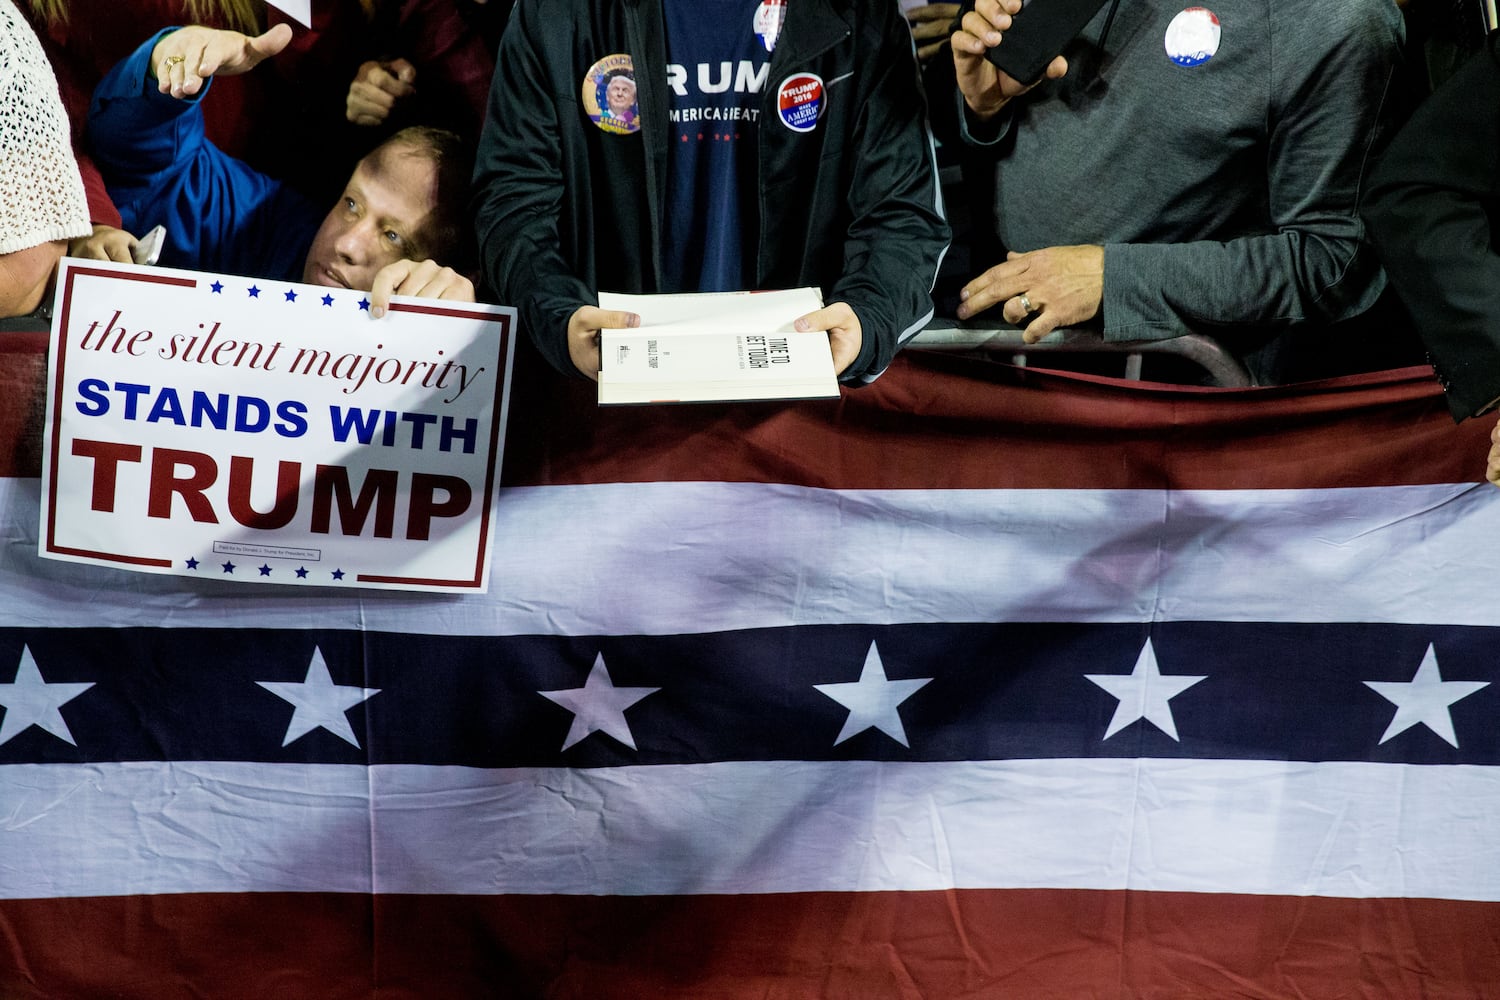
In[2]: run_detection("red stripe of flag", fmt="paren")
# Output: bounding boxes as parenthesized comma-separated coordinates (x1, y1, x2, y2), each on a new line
(1, 890, 1495, 998)
(501, 348, 1491, 491)
(10, 332, 1488, 490)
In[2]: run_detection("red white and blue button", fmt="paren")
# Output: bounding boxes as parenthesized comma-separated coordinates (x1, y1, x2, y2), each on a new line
(776, 72, 824, 132)
(1164, 7, 1221, 67)
(754, 0, 787, 52)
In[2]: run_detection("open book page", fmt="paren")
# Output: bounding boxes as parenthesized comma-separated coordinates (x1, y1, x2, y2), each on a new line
(598, 288, 824, 333)
(597, 289, 838, 405)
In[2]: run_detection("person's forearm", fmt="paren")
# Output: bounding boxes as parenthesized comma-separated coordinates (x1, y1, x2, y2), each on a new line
(1100, 231, 1382, 341)
(471, 0, 594, 378)
(88, 29, 206, 182)
(0, 241, 65, 318)
(828, 3, 950, 381)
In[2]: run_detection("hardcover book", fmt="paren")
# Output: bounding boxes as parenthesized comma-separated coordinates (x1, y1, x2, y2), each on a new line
(597, 289, 838, 405)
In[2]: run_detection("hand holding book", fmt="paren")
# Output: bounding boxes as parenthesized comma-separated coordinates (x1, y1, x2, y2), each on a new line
(567, 305, 641, 380)
(596, 289, 840, 405)
(793, 301, 862, 377)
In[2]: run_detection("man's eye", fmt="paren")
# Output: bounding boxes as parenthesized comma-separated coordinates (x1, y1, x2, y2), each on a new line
(384, 230, 403, 245)
(344, 197, 358, 212)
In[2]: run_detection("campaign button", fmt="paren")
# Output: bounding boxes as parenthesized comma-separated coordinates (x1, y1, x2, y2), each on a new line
(582, 53, 640, 134)
(777, 72, 824, 133)
(1164, 7, 1221, 67)
(754, 0, 787, 52)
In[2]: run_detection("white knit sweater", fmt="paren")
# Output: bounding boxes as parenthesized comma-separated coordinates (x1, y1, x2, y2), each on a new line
(0, 0, 90, 255)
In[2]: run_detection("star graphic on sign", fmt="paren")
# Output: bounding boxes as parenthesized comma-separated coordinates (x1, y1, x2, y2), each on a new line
(321, 293, 334, 307)
(284, 289, 297, 302)
(539, 653, 660, 751)
(358, 297, 370, 312)
(1085, 638, 1206, 741)
(258, 564, 272, 576)
(331, 568, 345, 580)
(247, 285, 260, 298)
(0, 645, 94, 747)
(814, 641, 931, 748)
(1364, 643, 1489, 748)
(221, 561, 236, 573)
(185, 557, 199, 570)
(295, 566, 309, 579)
(210, 281, 223, 294)
(256, 646, 379, 748)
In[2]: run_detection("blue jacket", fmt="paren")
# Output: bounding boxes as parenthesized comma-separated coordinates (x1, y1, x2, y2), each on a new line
(88, 30, 319, 281)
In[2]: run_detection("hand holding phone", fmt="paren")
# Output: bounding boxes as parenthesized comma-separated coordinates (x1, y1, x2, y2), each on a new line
(981, 0, 1108, 86)
(131, 225, 166, 266)
(951, 0, 1075, 119)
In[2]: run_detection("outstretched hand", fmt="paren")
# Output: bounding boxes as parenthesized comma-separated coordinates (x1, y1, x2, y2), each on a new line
(951, 0, 1067, 119)
(150, 24, 293, 99)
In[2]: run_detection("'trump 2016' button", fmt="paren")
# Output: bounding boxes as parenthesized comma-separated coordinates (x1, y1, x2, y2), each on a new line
(777, 73, 824, 132)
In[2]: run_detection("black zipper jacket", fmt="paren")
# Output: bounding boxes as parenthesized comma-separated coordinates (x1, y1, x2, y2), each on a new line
(471, 0, 950, 382)
(1364, 32, 1500, 421)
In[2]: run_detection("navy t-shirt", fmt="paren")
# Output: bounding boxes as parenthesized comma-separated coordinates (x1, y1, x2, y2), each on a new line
(660, 0, 782, 292)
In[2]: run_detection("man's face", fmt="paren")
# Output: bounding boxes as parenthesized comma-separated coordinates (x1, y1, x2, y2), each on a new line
(303, 145, 439, 291)
(606, 76, 635, 114)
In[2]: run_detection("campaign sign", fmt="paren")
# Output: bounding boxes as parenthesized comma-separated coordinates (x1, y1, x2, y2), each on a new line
(40, 260, 516, 593)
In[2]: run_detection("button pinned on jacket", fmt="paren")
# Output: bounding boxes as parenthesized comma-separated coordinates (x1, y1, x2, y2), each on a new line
(1164, 7, 1221, 67)
(755, 0, 788, 52)
(583, 54, 641, 134)
(776, 72, 824, 132)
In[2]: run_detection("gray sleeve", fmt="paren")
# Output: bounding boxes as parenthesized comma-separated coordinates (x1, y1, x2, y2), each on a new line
(1101, 3, 1402, 342)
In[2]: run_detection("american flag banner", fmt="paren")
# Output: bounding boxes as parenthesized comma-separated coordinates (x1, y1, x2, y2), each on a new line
(1, 333, 1499, 998)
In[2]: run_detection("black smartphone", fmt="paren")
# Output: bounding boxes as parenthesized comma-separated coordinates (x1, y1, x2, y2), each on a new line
(980, 0, 1110, 85)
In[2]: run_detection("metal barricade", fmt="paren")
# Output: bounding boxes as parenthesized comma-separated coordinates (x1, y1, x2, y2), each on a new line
(910, 322, 1255, 388)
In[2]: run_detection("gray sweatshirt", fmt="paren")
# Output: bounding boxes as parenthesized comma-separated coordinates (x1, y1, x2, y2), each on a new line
(960, 0, 1404, 342)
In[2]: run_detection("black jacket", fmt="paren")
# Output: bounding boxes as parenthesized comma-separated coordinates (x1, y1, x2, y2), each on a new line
(471, 0, 950, 382)
(1364, 33, 1500, 421)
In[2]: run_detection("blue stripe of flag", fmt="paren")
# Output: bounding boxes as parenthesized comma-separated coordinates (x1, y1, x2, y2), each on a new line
(0, 623, 1494, 767)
